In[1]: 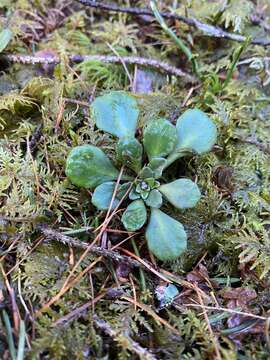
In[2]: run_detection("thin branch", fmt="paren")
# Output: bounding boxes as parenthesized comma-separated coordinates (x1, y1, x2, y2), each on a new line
(2, 54, 197, 83)
(195, 288, 222, 360)
(122, 296, 179, 335)
(36, 172, 136, 316)
(106, 42, 133, 87)
(38, 225, 141, 269)
(184, 303, 268, 321)
(52, 292, 106, 327)
(53, 298, 158, 359)
(75, 0, 270, 46)
(93, 315, 158, 360)
(39, 225, 173, 284)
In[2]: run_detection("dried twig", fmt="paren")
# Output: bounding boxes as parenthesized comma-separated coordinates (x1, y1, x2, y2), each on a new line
(52, 292, 106, 327)
(38, 224, 141, 269)
(195, 288, 222, 360)
(75, 0, 270, 46)
(93, 314, 158, 360)
(122, 295, 179, 335)
(2, 54, 197, 82)
(184, 303, 268, 321)
(36, 172, 136, 316)
(52, 294, 158, 359)
(0, 264, 21, 335)
(39, 225, 173, 283)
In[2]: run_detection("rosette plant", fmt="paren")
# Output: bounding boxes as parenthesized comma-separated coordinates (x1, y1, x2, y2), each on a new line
(66, 91, 217, 261)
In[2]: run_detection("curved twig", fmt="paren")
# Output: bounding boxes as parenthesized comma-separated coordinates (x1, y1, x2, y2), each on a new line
(75, 0, 270, 46)
(2, 53, 197, 82)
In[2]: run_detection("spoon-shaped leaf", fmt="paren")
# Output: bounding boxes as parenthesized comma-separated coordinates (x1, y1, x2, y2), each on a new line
(92, 182, 120, 210)
(121, 200, 147, 231)
(145, 189, 163, 208)
(117, 182, 132, 199)
(148, 157, 167, 178)
(159, 179, 201, 209)
(116, 136, 143, 173)
(143, 118, 177, 160)
(139, 166, 154, 179)
(66, 144, 119, 189)
(129, 187, 141, 200)
(146, 209, 187, 261)
(176, 109, 217, 154)
(91, 91, 139, 138)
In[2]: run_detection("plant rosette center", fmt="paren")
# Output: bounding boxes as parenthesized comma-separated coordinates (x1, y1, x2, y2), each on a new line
(65, 91, 218, 261)
(130, 178, 160, 201)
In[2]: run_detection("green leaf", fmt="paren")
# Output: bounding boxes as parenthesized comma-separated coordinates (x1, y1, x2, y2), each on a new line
(145, 178, 156, 188)
(145, 189, 163, 208)
(91, 91, 139, 138)
(0, 29, 12, 53)
(129, 187, 141, 200)
(121, 200, 147, 231)
(146, 209, 187, 261)
(139, 166, 154, 179)
(159, 179, 201, 209)
(155, 284, 179, 308)
(143, 118, 177, 159)
(163, 284, 179, 302)
(140, 190, 149, 200)
(116, 136, 142, 173)
(92, 182, 119, 210)
(145, 178, 160, 189)
(148, 157, 167, 178)
(176, 109, 217, 154)
(66, 144, 119, 189)
(117, 182, 131, 199)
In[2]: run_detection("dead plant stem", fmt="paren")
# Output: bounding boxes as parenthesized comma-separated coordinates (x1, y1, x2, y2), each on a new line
(75, 0, 270, 46)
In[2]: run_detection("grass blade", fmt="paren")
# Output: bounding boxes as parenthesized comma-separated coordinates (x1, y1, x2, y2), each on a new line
(17, 320, 26, 360)
(2, 310, 17, 360)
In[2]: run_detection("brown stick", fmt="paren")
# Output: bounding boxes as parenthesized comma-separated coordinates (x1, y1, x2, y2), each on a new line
(39, 226, 174, 284)
(39, 225, 141, 268)
(75, 0, 270, 46)
(52, 294, 157, 359)
(195, 287, 222, 360)
(93, 314, 158, 360)
(52, 292, 106, 327)
(2, 54, 197, 83)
